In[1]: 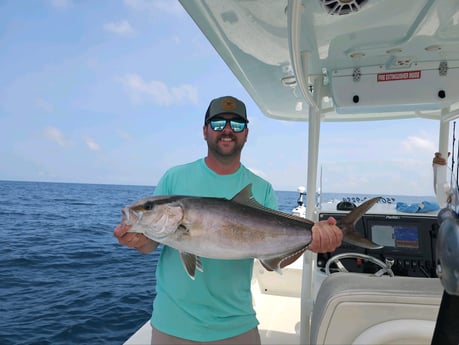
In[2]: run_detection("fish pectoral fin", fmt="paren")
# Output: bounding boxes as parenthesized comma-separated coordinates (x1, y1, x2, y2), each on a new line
(260, 247, 307, 274)
(179, 252, 203, 280)
(195, 256, 203, 272)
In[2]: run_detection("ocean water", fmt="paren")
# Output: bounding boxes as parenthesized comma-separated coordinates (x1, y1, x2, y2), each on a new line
(0, 181, 158, 345)
(0, 181, 436, 345)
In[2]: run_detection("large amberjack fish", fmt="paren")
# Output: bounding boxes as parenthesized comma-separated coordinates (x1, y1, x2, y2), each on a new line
(121, 184, 381, 279)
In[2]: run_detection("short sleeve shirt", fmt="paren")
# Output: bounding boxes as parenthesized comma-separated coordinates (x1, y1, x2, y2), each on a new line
(151, 158, 278, 341)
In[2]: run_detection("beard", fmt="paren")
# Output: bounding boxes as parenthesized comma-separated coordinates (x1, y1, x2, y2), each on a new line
(206, 133, 246, 158)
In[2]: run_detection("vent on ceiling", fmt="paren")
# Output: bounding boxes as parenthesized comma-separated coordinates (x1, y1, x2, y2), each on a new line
(320, 0, 369, 15)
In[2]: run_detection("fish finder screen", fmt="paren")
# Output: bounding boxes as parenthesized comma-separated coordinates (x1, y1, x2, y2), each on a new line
(371, 225, 419, 248)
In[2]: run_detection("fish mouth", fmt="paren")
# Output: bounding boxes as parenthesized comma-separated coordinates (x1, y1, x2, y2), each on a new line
(122, 207, 142, 225)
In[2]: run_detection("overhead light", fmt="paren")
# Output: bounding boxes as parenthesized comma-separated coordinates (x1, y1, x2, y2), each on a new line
(386, 48, 403, 54)
(425, 45, 442, 52)
(295, 101, 303, 111)
(281, 75, 297, 87)
(349, 52, 365, 59)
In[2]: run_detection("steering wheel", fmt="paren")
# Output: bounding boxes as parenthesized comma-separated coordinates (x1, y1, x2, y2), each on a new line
(325, 252, 394, 277)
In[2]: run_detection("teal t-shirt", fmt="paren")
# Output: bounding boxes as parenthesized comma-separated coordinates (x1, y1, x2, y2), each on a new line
(150, 158, 278, 341)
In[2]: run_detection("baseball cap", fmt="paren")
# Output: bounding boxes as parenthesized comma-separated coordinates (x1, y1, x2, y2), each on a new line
(204, 96, 248, 124)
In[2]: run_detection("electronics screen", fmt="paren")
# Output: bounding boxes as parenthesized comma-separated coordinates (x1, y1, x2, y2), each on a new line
(371, 225, 419, 249)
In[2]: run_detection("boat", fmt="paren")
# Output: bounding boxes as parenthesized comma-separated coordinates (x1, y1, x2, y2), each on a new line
(125, 0, 459, 344)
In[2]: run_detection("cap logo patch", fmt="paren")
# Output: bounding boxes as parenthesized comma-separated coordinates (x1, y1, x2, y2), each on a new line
(221, 98, 237, 111)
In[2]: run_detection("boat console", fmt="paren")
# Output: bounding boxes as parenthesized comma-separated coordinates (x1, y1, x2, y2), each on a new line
(318, 211, 439, 278)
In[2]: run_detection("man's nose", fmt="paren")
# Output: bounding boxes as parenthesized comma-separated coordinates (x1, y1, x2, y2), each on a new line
(222, 121, 232, 132)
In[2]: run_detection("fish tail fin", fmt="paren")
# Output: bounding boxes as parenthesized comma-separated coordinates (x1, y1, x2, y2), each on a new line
(338, 197, 383, 249)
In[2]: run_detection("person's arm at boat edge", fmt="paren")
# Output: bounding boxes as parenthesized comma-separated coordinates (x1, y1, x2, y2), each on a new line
(433, 151, 451, 207)
(433, 151, 448, 166)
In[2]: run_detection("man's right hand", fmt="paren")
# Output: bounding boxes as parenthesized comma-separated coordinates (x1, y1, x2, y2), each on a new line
(113, 223, 159, 254)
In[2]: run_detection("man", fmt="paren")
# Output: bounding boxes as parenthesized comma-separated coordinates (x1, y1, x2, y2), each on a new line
(114, 96, 342, 345)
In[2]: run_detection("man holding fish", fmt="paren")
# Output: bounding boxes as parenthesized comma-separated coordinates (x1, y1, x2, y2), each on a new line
(114, 96, 343, 345)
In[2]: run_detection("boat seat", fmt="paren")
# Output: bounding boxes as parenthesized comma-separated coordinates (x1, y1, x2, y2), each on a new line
(310, 272, 443, 345)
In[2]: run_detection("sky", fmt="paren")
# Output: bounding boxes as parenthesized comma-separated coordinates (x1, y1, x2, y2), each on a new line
(0, 0, 446, 196)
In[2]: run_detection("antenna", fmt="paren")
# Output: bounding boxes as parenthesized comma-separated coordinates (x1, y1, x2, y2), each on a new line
(317, 165, 322, 207)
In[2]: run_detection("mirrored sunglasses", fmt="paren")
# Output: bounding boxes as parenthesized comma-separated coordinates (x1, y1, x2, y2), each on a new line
(209, 118, 247, 133)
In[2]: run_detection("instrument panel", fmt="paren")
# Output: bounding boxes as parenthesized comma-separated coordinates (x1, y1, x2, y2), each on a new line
(318, 212, 439, 277)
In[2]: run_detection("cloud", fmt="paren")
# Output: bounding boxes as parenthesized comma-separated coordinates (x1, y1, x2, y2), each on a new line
(117, 130, 133, 141)
(84, 136, 101, 151)
(44, 127, 70, 147)
(35, 98, 54, 113)
(124, 0, 184, 16)
(44, 127, 100, 151)
(247, 167, 268, 180)
(103, 20, 134, 35)
(49, 0, 72, 8)
(401, 136, 435, 153)
(152, 0, 184, 15)
(119, 73, 198, 105)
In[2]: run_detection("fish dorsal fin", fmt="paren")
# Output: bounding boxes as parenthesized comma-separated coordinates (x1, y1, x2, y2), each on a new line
(180, 252, 203, 280)
(231, 184, 314, 224)
(231, 184, 260, 206)
(259, 246, 308, 273)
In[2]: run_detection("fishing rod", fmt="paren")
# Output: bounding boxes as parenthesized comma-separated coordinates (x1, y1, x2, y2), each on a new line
(452, 122, 456, 192)
(455, 122, 459, 191)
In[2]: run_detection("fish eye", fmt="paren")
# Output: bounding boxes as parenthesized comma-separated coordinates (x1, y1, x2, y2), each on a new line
(143, 201, 155, 211)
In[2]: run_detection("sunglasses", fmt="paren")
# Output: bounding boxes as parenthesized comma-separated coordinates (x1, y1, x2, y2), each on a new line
(208, 118, 247, 133)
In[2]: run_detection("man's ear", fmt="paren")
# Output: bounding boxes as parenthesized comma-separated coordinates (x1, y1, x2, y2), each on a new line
(203, 125, 208, 140)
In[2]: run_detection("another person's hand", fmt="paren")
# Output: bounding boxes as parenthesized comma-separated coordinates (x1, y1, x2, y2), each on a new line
(113, 223, 159, 254)
(433, 152, 448, 166)
(308, 217, 342, 253)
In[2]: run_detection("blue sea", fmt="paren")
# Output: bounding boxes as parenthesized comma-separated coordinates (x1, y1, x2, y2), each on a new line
(0, 181, 436, 345)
